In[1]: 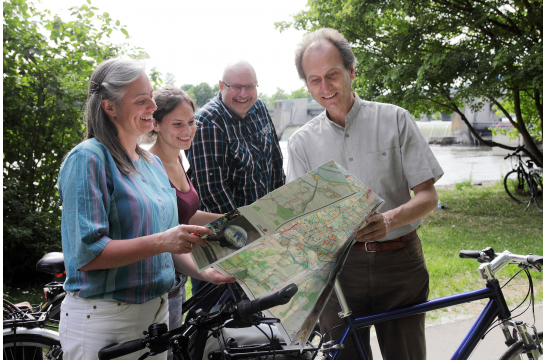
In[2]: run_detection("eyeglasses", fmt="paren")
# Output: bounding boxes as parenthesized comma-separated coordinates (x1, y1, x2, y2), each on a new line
(221, 81, 258, 92)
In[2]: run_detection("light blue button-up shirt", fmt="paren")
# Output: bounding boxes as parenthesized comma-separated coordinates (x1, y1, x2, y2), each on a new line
(58, 139, 178, 304)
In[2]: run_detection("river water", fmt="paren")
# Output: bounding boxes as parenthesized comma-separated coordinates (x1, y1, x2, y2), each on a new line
(145, 142, 513, 188)
(431, 145, 512, 186)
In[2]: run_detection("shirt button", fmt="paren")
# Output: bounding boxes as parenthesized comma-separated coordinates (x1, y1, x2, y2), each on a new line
(349, 158, 353, 161)
(165, 263, 170, 268)
(383, 152, 386, 156)
(157, 198, 162, 202)
(345, 134, 349, 138)
(161, 205, 165, 210)
(141, 178, 146, 182)
(162, 215, 166, 220)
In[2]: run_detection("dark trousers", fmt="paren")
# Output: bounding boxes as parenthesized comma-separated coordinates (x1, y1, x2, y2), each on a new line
(320, 234, 429, 360)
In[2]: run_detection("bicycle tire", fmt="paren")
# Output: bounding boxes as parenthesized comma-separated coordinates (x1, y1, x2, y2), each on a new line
(498, 331, 543, 360)
(3, 334, 62, 360)
(504, 170, 532, 204)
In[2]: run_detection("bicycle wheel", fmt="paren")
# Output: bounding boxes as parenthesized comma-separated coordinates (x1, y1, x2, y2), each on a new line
(3, 334, 62, 360)
(498, 331, 543, 360)
(504, 170, 532, 204)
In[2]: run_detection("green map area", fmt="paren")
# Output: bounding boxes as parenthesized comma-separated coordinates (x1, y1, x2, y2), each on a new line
(217, 161, 384, 345)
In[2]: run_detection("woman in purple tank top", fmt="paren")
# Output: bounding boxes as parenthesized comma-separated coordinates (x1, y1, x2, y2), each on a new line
(148, 87, 232, 353)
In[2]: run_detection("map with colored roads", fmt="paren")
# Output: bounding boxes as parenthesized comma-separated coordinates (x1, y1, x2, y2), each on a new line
(215, 160, 384, 346)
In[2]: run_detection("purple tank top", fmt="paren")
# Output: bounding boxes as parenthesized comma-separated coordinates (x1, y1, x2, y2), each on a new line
(170, 157, 199, 225)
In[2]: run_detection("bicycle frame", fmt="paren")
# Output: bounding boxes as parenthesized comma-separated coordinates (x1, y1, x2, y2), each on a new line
(327, 278, 511, 360)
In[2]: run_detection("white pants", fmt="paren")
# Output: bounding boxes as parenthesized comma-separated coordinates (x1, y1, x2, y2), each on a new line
(60, 292, 169, 360)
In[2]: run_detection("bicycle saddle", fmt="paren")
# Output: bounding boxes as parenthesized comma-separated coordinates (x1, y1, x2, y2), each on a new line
(36, 252, 65, 275)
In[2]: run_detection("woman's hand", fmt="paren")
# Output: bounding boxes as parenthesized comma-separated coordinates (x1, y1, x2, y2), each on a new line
(158, 225, 213, 254)
(202, 268, 236, 285)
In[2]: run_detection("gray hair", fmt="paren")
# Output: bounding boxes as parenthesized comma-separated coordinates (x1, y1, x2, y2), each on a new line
(295, 28, 358, 82)
(84, 58, 150, 175)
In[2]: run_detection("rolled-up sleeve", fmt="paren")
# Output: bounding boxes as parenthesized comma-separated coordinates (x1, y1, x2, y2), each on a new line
(59, 150, 111, 270)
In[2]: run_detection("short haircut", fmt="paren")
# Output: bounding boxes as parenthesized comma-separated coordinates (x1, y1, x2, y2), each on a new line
(295, 28, 358, 82)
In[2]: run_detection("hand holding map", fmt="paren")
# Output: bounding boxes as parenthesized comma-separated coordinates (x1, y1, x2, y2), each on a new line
(189, 160, 384, 346)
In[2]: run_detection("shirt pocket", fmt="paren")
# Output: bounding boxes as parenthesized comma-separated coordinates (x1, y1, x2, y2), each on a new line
(361, 148, 405, 191)
(229, 140, 253, 173)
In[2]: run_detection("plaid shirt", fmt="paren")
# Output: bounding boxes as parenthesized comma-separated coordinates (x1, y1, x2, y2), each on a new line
(187, 93, 285, 214)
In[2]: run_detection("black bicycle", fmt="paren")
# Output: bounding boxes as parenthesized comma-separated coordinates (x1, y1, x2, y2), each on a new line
(3, 252, 66, 360)
(97, 283, 322, 360)
(504, 147, 543, 211)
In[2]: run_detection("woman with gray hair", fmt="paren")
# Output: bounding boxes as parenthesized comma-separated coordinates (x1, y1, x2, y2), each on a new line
(57, 58, 234, 360)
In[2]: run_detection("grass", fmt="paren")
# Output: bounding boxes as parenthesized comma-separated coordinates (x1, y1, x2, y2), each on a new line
(421, 180, 543, 323)
(4, 180, 543, 326)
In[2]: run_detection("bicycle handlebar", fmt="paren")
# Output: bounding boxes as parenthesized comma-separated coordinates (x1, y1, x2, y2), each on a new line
(98, 339, 144, 360)
(98, 283, 299, 360)
(459, 248, 543, 280)
(504, 146, 526, 160)
(237, 283, 298, 321)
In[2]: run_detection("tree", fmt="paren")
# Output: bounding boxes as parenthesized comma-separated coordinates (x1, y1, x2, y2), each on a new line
(290, 88, 313, 102)
(277, 0, 543, 166)
(180, 82, 218, 107)
(270, 87, 289, 106)
(3, 0, 135, 285)
(164, 72, 176, 86)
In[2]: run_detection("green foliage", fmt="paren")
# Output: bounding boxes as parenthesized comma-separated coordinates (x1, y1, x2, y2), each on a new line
(149, 67, 163, 90)
(3, 0, 134, 286)
(180, 82, 219, 107)
(270, 87, 289, 105)
(277, 0, 543, 165)
(268, 87, 313, 106)
(491, 91, 542, 141)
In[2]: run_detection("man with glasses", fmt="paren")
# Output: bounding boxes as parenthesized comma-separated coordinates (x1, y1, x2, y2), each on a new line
(187, 58, 285, 229)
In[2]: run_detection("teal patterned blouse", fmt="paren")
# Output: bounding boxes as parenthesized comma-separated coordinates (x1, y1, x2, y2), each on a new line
(58, 138, 178, 304)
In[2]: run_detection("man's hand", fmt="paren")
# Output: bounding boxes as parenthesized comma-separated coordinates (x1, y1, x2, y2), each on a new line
(355, 213, 393, 242)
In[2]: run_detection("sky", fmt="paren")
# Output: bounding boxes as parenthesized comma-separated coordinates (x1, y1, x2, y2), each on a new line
(38, 0, 311, 97)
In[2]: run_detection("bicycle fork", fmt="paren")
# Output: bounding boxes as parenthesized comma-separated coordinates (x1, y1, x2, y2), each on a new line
(499, 319, 543, 359)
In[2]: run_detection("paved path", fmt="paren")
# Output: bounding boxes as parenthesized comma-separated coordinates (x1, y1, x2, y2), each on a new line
(368, 305, 542, 359)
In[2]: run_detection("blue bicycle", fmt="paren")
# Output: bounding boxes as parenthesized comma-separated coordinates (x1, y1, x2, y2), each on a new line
(324, 247, 542, 360)
(97, 247, 542, 360)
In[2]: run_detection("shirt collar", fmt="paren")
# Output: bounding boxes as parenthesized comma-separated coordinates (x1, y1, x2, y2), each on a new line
(324, 92, 361, 128)
(344, 93, 362, 126)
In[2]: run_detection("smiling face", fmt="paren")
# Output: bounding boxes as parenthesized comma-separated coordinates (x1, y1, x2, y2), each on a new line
(302, 40, 355, 125)
(154, 101, 197, 151)
(104, 74, 157, 140)
(219, 62, 258, 119)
